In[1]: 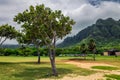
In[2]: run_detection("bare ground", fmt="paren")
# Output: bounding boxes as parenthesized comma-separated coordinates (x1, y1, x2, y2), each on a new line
(63, 61, 120, 80)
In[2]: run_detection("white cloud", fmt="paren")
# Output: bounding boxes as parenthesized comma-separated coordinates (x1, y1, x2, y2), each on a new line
(66, 1, 120, 35)
(0, 0, 120, 44)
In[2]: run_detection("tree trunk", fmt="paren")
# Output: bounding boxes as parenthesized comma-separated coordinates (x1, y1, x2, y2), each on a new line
(0, 37, 7, 48)
(84, 53, 86, 60)
(50, 33, 58, 76)
(93, 49, 96, 61)
(93, 53, 95, 61)
(49, 47, 58, 76)
(36, 45, 40, 64)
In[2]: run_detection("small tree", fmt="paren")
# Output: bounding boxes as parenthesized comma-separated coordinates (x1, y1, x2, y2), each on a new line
(88, 39, 96, 61)
(0, 24, 18, 47)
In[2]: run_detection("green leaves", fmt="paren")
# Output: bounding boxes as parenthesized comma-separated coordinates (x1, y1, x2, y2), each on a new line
(88, 39, 96, 51)
(14, 4, 75, 47)
(0, 24, 17, 38)
(0, 24, 19, 46)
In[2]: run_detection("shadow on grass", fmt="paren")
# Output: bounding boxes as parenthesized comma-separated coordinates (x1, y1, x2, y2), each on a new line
(0, 61, 49, 65)
(12, 67, 72, 80)
(69, 58, 94, 61)
(0, 62, 73, 80)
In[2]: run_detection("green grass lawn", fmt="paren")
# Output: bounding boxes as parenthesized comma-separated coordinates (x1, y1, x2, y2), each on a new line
(91, 66, 119, 70)
(0, 56, 120, 80)
(0, 56, 95, 80)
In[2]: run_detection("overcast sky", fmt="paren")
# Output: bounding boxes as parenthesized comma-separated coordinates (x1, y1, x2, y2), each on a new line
(0, 0, 120, 44)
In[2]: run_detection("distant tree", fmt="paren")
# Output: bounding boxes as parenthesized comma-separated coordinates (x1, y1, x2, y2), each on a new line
(0, 24, 18, 47)
(80, 43, 87, 59)
(88, 39, 96, 61)
(14, 4, 75, 76)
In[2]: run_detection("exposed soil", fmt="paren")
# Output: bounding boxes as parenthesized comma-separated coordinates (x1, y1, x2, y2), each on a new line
(63, 61, 120, 80)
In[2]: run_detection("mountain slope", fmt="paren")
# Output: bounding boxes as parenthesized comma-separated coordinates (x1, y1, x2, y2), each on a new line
(58, 18, 120, 47)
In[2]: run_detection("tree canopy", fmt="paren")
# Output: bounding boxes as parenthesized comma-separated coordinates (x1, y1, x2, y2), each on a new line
(0, 24, 19, 47)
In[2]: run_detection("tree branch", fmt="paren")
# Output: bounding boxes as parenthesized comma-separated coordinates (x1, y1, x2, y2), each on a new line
(0, 36, 3, 42)
(0, 37, 7, 47)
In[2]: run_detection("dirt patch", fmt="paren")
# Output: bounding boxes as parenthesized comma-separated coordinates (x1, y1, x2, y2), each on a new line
(40, 73, 106, 80)
(65, 61, 115, 70)
(64, 61, 120, 80)
(62, 73, 106, 80)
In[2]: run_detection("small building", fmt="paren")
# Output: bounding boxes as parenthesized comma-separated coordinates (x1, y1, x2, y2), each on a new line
(103, 49, 120, 56)
(104, 52, 108, 56)
(115, 52, 120, 56)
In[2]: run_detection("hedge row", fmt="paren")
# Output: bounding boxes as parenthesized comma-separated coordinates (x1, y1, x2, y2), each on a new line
(0, 47, 103, 56)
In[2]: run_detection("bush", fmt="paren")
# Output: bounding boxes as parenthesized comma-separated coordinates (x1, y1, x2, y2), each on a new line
(0, 47, 105, 57)
(4, 49, 14, 56)
(0, 48, 4, 56)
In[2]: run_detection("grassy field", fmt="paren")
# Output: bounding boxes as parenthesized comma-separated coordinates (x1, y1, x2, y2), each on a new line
(0, 56, 120, 80)
(0, 56, 96, 80)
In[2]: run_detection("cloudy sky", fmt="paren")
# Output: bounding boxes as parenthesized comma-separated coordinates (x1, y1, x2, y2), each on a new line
(0, 0, 120, 44)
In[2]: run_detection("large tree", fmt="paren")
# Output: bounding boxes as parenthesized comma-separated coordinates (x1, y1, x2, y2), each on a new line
(38, 6, 75, 76)
(14, 5, 46, 64)
(0, 24, 18, 47)
(14, 4, 75, 76)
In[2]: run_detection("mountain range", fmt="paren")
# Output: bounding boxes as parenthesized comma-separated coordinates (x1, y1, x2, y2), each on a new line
(58, 18, 120, 48)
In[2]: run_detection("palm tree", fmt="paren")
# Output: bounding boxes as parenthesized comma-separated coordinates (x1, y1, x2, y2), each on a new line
(88, 39, 96, 61)
(80, 43, 87, 59)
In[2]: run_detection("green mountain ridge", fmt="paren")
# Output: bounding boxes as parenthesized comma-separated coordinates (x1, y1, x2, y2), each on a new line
(58, 18, 120, 49)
